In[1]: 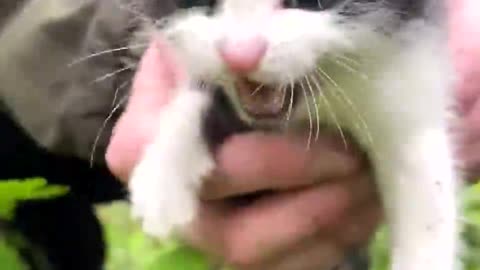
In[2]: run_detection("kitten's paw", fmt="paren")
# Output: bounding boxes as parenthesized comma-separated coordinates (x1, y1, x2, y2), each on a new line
(128, 158, 199, 239)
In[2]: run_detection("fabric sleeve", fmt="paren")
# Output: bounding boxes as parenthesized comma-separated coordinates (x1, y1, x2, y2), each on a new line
(0, 0, 141, 163)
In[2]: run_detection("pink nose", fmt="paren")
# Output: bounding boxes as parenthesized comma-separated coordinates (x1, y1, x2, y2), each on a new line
(218, 37, 268, 74)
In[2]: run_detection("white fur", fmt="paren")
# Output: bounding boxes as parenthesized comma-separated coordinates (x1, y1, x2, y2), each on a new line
(129, 1, 461, 269)
(129, 86, 215, 238)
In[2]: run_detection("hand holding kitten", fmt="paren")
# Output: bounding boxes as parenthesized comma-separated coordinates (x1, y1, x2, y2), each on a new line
(450, 0, 480, 181)
(106, 39, 380, 269)
(105, 0, 480, 267)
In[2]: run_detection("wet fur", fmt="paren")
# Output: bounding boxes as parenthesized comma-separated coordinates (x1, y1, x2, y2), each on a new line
(127, 1, 461, 269)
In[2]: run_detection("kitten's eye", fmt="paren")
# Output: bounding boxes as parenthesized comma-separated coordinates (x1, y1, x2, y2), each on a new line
(282, 0, 339, 10)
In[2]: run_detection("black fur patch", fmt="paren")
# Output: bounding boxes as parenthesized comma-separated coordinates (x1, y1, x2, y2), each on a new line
(202, 88, 253, 154)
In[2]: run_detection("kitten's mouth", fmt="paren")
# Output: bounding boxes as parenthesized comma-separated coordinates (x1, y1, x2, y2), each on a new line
(234, 77, 299, 120)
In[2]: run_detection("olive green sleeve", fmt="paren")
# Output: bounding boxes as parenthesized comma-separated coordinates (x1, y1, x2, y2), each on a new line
(0, 0, 134, 163)
(0, 0, 177, 163)
(0, 0, 27, 28)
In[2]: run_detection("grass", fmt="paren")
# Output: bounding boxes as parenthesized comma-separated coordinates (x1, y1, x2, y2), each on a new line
(97, 202, 216, 270)
(1, 178, 480, 270)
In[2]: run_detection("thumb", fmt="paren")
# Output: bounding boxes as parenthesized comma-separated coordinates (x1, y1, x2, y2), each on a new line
(106, 36, 185, 181)
(127, 36, 186, 113)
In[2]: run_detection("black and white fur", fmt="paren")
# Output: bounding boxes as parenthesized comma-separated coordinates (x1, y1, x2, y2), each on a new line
(127, 1, 461, 269)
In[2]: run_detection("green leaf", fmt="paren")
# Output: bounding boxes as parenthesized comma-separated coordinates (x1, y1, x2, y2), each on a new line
(0, 239, 27, 270)
(147, 240, 213, 270)
(0, 177, 69, 220)
(99, 182, 480, 270)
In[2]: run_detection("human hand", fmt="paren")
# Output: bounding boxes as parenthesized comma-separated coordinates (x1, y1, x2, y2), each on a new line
(184, 132, 381, 270)
(105, 39, 381, 269)
(105, 1, 480, 269)
(449, 0, 480, 182)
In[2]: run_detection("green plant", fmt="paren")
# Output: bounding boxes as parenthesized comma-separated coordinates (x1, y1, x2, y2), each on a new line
(460, 182, 480, 270)
(0, 177, 69, 270)
(98, 203, 216, 270)
(0, 177, 69, 220)
(99, 182, 480, 270)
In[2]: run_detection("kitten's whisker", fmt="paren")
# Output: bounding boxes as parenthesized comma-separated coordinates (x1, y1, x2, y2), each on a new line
(316, 68, 363, 136)
(89, 94, 130, 167)
(111, 80, 131, 109)
(90, 64, 136, 85)
(310, 74, 348, 149)
(305, 76, 321, 142)
(285, 79, 295, 126)
(280, 84, 288, 109)
(316, 66, 374, 148)
(250, 84, 265, 96)
(330, 57, 369, 81)
(331, 53, 363, 67)
(300, 78, 313, 150)
(317, 0, 325, 9)
(113, 0, 154, 24)
(68, 44, 149, 67)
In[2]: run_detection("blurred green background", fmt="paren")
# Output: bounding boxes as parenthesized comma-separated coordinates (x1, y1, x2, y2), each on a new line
(1, 179, 480, 270)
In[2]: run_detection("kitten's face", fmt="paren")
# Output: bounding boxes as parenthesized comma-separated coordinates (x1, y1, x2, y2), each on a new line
(146, 0, 429, 122)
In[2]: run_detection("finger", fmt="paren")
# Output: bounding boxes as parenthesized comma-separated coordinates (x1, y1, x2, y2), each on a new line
(449, 0, 480, 114)
(105, 37, 184, 181)
(184, 173, 375, 265)
(336, 201, 383, 248)
(201, 132, 363, 199)
(215, 174, 374, 265)
(457, 139, 480, 181)
(461, 100, 480, 143)
(244, 237, 343, 270)
(180, 201, 230, 257)
(127, 36, 185, 112)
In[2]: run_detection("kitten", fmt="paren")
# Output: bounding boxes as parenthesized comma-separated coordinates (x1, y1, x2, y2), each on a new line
(128, 1, 461, 269)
